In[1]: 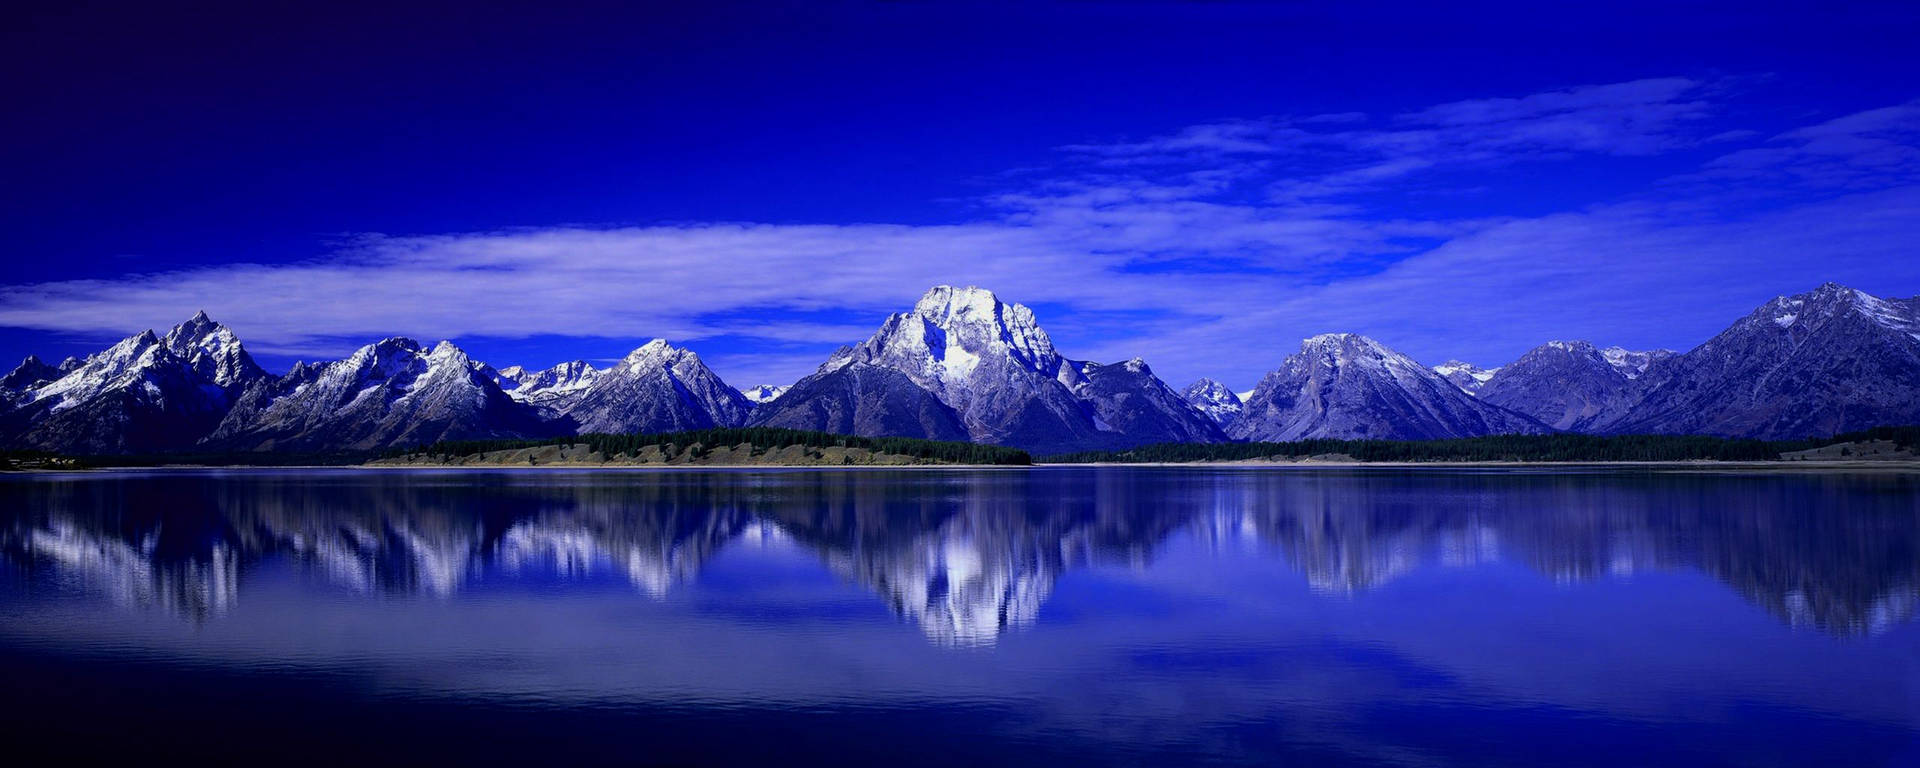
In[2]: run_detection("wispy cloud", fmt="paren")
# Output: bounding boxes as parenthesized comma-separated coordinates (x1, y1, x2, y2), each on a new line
(1694, 100, 1920, 190)
(1058, 77, 1715, 200)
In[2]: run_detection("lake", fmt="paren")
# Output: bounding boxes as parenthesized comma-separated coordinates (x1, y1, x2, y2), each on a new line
(1, 467, 1915, 766)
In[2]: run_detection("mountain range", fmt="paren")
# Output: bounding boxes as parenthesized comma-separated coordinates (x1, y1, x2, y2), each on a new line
(2, 282, 1916, 455)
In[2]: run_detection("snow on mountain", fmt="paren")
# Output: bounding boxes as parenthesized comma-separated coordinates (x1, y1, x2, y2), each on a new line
(0, 355, 62, 399)
(740, 384, 790, 404)
(558, 340, 752, 434)
(1431, 360, 1498, 395)
(1, 313, 269, 453)
(1598, 346, 1676, 379)
(207, 338, 550, 451)
(763, 286, 1213, 452)
(161, 310, 267, 389)
(1180, 378, 1244, 427)
(500, 360, 599, 411)
(6, 281, 1916, 454)
(773, 286, 1107, 451)
(1607, 283, 1920, 439)
(1229, 333, 1548, 442)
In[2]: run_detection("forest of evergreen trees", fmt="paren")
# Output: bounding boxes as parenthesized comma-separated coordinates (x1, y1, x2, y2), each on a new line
(1037, 426, 1920, 464)
(384, 427, 1033, 466)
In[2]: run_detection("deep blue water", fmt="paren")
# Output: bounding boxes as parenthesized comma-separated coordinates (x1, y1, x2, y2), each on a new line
(1, 467, 1916, 766)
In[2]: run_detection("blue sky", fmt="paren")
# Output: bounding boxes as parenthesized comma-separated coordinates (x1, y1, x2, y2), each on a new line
(2, 1, 1917, 389)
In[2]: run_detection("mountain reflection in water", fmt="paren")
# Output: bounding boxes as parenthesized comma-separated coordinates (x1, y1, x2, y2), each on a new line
(3, 468, 1915, 644)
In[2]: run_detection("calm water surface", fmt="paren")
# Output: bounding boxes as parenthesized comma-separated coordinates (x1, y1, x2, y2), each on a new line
(1, 467, 1916, 766)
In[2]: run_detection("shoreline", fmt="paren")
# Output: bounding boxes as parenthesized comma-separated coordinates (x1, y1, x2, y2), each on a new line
(9, 459, 1917, 473)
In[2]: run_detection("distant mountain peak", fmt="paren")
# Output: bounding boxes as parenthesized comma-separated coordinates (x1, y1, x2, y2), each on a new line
(1232, 334, 1545, 441)
(1598, 346, 1675, 379)
(498, 360, 599, 410)
(1432, 360, 1498, 394)
(740, 384, 790, 404)
(1181, 378, 1244, 426)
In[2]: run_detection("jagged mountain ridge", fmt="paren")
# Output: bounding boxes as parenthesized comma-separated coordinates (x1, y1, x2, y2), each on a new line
(4, 282, 1918, 454)
(498, 360, 600, 411)
(0, 312, 269, 453)
(748, 362, 972, 442)
(207, 338, 553, 451)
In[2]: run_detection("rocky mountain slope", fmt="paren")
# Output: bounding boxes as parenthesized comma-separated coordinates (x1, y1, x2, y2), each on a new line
(1606, 283, 1920, 439)
(748, 362, 972, 442)
(1229, 333, 1548, 441)
(1075, 360, 1226, 444)
(1477, 341, 1642, 431)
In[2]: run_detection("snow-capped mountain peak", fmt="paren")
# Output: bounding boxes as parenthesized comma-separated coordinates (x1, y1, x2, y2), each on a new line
(25, 329, 165, 410)
(158, 311, 264, 389)
(560, 339, 752, 432)
(766, 285, 1213, 451)
(881, 285, 1078, 397)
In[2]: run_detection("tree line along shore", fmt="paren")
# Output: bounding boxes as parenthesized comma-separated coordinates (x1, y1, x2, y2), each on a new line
(3, 426, 1915, 470)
